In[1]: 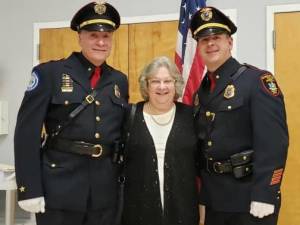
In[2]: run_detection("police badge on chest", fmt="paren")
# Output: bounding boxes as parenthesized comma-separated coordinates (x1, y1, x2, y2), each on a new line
(224, 85, 235, 99)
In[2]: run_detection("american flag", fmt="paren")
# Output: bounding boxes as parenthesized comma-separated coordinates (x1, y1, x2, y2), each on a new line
(175, 0, 207, 105)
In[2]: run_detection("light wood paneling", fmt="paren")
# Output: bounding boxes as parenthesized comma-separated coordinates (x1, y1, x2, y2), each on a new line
(40, 27, 80, 63)
(128, 21, 178, 103)
(274, 12, 300, 225)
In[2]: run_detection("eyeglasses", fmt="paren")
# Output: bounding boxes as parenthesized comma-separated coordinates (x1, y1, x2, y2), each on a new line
(148, 79, 176, 87)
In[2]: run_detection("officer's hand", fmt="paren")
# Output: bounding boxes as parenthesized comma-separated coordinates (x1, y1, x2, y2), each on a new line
(250, 201, 274, 218)
(18, 197, 45, 213)
(199, 204, 205, 224)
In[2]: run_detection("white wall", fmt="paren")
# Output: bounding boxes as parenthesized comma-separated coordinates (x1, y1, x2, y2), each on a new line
(0, 0, 299, 164)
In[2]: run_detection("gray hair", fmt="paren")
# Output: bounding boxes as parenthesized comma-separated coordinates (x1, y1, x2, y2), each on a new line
(139, 56, 184, 101)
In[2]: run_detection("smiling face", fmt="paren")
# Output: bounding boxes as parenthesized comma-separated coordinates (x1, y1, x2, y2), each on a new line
(197, 33, 233, 72)
(78, 30, 113, 66)
(147, 66, 176, 112)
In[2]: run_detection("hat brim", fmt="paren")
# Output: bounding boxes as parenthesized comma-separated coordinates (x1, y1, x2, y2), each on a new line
(195, 27, 230, 39)
(80, 23, 115, 32)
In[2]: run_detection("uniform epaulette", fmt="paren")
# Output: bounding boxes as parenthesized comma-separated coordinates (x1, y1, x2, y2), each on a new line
(243, 63, 272, 75)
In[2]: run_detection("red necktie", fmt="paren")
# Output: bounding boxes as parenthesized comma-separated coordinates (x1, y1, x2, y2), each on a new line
(208, 73, 216, 93)
(90, 67, 101, 89)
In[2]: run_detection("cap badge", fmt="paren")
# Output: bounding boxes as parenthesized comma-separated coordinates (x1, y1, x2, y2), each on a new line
(61, 74, 73, 92)
(200, 8, 213, 21)
(114, 84, 121, 98)
(94, 1, 106, 15)
(224, 84, 235, 99)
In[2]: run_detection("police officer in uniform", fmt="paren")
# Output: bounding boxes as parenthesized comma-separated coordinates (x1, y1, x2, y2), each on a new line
(14, 1, 128, 225)
(190, 7, 289, 225)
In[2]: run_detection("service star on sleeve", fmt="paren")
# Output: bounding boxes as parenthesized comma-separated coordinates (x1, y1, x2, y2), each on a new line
(19, 186, 26, 192)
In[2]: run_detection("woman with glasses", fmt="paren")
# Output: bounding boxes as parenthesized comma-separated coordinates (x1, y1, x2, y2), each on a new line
(121, 56, 200, 225)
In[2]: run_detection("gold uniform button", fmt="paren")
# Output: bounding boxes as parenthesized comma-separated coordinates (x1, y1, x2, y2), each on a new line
(96, 116, 101, 122)
(207, 141, 212, 146)
(95, 133, 100, 139)
(64, 100, 69, 105)
(95, 101, 100, 106)
(227, 105, 232, 110)
(88, 67, 92, 71)
(216, 75, 220, 79)
(206, 111, 211, 117)
(51, 164, 56, 168)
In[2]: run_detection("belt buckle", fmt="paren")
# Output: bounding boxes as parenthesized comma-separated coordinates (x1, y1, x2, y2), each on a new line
(213, 162, 224, 174)
(92, 144, 103, 157)
(86, 95, 95, 104)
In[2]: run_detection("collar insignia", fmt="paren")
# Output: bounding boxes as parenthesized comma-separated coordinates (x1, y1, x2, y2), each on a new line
(114, 84, 121, 98)
(194, 93, 200, 106)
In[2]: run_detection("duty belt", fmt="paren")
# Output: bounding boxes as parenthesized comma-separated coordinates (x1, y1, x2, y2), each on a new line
(205, 150, 254, 179)
(46, 138, 112, 158)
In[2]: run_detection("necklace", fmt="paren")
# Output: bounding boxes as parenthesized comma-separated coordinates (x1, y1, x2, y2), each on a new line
(146, 103, 176, 126)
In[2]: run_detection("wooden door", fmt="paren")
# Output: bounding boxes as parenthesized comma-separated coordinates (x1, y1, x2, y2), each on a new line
(274, 11, 300, 225)
(39, 21, 178, 103)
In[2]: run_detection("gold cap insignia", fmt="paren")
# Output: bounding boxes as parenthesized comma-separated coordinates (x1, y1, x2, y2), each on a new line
(61, 74, 73, 92)
(200, 8, 213, 21)
(114, 84, 121, 98)
(94, 1, 106, 15)
(224, 85, 235, 99)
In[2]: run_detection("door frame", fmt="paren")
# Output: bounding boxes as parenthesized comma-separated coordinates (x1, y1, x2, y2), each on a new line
(33, 9, 237, 66)
(266, 4, 300, 73)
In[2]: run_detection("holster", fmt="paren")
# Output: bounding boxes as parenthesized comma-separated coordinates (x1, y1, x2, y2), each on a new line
(230, 150, 253, 178)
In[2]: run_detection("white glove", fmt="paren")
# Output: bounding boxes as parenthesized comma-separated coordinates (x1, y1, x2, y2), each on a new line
(199, 204, 205, 224)
(18, 197, 45, 213)
(250, 201, 274, 218)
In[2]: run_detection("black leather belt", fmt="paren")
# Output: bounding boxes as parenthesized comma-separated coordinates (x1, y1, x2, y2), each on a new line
(205, 150, 254, 178)
(46, 138, 112, 158)
(206, 159, 233, 174)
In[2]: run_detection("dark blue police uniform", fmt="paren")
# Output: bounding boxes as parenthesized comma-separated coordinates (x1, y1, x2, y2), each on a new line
(194, 57, 289, 224)
(14, 51, 128, 223)
(14, 2, 128, 225)
(191, 6, 289, 225)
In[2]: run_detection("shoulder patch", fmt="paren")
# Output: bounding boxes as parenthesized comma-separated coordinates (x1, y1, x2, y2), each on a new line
(26, 71, 39, 91)
(260, 73, 280, 97)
